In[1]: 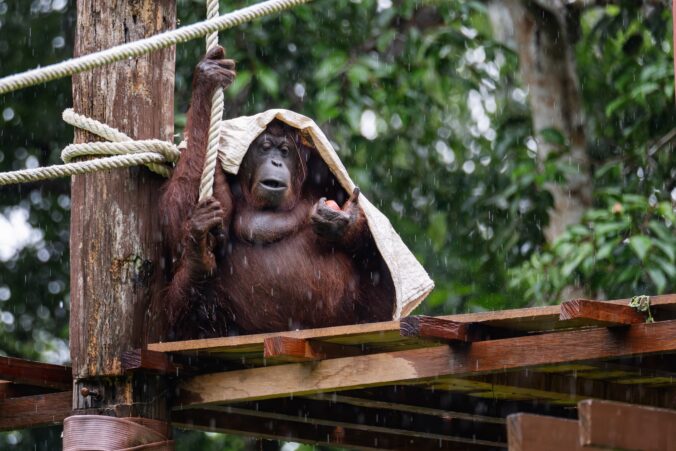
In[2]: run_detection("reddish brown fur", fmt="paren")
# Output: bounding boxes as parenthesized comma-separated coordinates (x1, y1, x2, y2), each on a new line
(148, 49, 394, 341)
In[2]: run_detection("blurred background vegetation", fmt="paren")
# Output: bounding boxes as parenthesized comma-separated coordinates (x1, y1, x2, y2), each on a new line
(0, 0, 674, 449)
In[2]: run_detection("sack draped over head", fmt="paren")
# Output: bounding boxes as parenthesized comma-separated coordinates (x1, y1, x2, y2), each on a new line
(213, 109, 434, 318)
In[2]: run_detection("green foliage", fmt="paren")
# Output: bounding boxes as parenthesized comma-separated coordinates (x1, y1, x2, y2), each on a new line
(0, 0, 73, 362)
(0, 0, 675, 448)
(511, 3, 676, 303)
(510, 192, 676, 302)
(579, 3, 675, 196)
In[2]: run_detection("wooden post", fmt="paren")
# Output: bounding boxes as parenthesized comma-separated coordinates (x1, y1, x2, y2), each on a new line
(69, 0, 176, 434)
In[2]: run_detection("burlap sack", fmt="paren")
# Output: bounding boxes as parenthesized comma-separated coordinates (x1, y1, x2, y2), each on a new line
(216, 109, 434, 318)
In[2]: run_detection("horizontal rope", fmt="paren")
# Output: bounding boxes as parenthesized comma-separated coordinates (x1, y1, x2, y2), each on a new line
(0, 109, 180, 186)
(0, 0, 312, 96)
(0, 153, 169, 185)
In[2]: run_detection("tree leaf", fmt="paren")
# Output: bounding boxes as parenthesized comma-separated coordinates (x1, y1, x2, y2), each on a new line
(595, 241, 616, 260)
(629, 235, 652, 261)
(651, 255, 676, 279)
(561, 243, 592, 277)
(647, 268, 667, 293)
(595, 221, 629, 236)
(227, 70, 252, 96)
(256, 69, 279, 96)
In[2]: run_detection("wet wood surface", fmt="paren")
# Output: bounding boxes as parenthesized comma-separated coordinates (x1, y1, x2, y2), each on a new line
(69, 0, 176, 423)
(149, 294, 676, 356)
(560, 299, 647, 325)
(0, 391, 71, 431)
(507, 413, 600, 451)
(121, 349, 180, 374)
(263, 336, 361, 362)
(70, 0, 176, 380)
(0, 356, 71, 389)
(178, 319, 676, 406)
(578, 399, 676, 451)
(173, 408, 495, 451)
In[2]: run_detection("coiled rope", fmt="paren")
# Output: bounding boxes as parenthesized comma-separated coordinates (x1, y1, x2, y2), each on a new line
(0, 109, 180, 186)
(0, 0, 312, 187)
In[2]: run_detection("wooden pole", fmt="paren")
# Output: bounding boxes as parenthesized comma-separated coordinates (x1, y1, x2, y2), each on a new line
(69, 0, 176, 432)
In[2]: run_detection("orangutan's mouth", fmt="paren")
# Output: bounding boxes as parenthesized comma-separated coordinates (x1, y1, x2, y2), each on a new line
(260, 179, 287, 190)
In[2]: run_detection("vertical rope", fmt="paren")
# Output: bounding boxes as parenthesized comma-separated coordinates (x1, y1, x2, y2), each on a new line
(199, 0, 225, 201)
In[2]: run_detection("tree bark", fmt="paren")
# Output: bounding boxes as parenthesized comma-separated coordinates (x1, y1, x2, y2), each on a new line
(497, 0, 593, 243)
(69, 0, 175, 425)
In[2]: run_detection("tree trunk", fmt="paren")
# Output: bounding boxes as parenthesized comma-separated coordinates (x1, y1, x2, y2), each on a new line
(69, 0, 175, 436)
(498, 0, 593, 243)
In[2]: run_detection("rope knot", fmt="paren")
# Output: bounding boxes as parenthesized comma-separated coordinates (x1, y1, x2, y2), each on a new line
(0, 109, 180, 186)
(62, 109, 180, 178)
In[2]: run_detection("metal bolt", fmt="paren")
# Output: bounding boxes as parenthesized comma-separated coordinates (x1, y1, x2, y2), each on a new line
(80, 387, 100, 399)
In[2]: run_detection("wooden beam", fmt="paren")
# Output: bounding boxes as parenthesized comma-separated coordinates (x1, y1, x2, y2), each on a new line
(149, 294, 676, 355)
(308, 386, 574, 425)
(263, 337, 361, 362)
(121, 349, 180, 375)
(0, 382, 56, 399)
(172, 409, 494, 450)
(309, 391, 504, 425)
(400, 316, 473, 342)
(152, 320, 402, 355)
(578, 399, 676, 450)
(0, 391, 71, 431)
(209, 400, 506, 448)
(507, 413, 600, 451)
(69, 0, 176, 433)
(0, 356, 71, 390)
(177, 319, 676, 406)
(400, 316, 516, 342)
(455, 369, 676, 408)
(560, 299, 646, 325)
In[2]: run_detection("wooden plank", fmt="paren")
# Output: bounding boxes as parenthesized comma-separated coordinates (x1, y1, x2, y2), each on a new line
(177, 319, 676, 406)
(263, 337, 361, 362)
(450, 369, 676, 408)
(172, 409, 494, 450)
(212, 398, 506, 447)
(149, 294, 676, 355)
(400, 316, 473, 342)
(309, 391, 504, 425)
(400, 316, 516, 342)
(151, 320, 403, 355)
(0, 391, 71, 431)
(560, 299, 646, 325)
(310, 386, 575, 425)
(507, 413, 599, 451)
(578, 399, 676, 450)
(0, 382, 55, 399)
(0, 356, 71, 390)
(121, 349, 180, 374)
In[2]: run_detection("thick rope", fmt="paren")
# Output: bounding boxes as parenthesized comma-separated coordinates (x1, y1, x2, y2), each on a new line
(199, 0, 226, 201)
(63, 415, 173, 451)
(0, 109, 180, 186)
(0, 0, 312, 96)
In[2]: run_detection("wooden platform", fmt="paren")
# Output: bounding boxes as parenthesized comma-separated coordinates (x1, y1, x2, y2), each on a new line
(2, 295, 676, 450)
